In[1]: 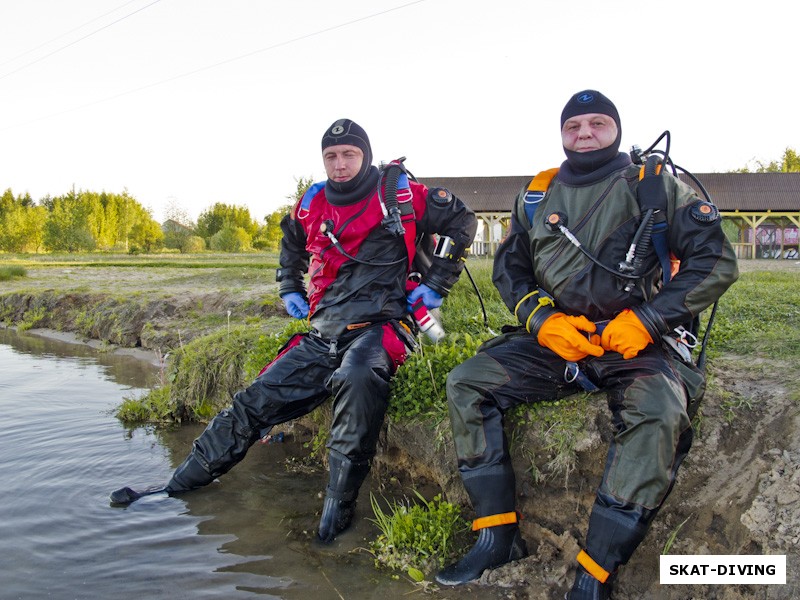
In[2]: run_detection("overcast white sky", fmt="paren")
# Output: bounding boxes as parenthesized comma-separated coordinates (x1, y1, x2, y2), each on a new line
(1, 0, 797, 223)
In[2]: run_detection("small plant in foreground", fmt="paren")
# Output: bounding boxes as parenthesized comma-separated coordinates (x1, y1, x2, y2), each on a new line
(368, 490, 469, 579)
(662, 515, 692, 554)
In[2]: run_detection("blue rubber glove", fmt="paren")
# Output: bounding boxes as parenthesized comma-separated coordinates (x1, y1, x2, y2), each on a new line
(281, 292, 309, 319)
(406, 284, 443, 310)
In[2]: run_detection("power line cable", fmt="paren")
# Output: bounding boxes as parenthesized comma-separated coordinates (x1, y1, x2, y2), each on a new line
(0, 0, 143, 69)
(0, 0, 428, 132)
(0, 0, 164, 81)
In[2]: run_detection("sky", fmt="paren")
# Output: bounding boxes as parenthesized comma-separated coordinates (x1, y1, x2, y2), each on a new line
(1, 0, 797, 224)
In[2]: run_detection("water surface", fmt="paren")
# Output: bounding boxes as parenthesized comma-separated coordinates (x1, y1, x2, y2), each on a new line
(0, 328, 482, 599)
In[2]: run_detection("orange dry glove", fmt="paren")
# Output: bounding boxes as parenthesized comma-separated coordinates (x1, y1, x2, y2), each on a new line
(600, 309, 654, 359)
(537, 313, 605, 362)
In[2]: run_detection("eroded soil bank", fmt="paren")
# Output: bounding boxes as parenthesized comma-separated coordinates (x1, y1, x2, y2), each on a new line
(2, 259, 798, 599)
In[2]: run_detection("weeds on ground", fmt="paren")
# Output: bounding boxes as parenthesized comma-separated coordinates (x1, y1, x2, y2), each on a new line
(16, 306, 46, 331)
(662, 515, 693, 554)
(368, 490, 469, 579)
(117, 385, 175, 422)
(510, 394, 592, 487)
(0, 265, 26, 281)
(388, 332, 487, 422)
(116, 318, 310, 424)
(719, 389, 755, 424)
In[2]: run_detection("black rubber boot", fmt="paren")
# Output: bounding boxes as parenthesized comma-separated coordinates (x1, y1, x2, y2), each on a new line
(165, 453, 215, 494)
(435, 522, 527, 586)
(317, 451, 371, 543)
(435, 462, 527, 585)
(566, 566, 613, 600)
(566, 491, 655, 599)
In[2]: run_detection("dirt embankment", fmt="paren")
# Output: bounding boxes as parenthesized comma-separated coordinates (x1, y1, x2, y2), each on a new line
(2, 260, 798, 599)
(0, 264, 287, 360)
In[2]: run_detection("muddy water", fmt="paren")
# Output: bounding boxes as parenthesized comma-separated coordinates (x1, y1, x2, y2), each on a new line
(0, 328, 503, 600)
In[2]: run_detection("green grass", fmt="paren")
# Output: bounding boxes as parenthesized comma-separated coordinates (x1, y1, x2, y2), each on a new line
(117, 318, 309, 425)
(705, 271, 800, 360)
(0, 265, 26, 281)
(368, 490, 470, 577)
(0, 251, 280, 270)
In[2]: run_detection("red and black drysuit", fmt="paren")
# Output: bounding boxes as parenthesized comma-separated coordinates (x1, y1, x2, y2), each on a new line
(166, 165, 476, 523)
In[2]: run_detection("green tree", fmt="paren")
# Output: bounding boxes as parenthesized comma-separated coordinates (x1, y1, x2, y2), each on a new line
(85, 191, 115, 250)
(0, 189, 46, 252)
(40, 187, 163, 252)
(735, 147, 800, 173)
(181, 235, 206, 253)
(255, 176, 313, 251)
(129, 209, 164, 252)
(196, 203, 258, 240)
(162, 199, 196, 250)
(208, 224, 251, 252)
(44, 188, 96, 252)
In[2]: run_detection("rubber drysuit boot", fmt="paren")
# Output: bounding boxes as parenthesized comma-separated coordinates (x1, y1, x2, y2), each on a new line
(317, 450, 371, 543)
(567, 565, 613, 600)
(567, 492, 653, 599)
(165, 453, 215, 494)
(435, 464, 528, 586)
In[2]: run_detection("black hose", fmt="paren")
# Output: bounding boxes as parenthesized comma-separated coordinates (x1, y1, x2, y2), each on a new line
(631, 210, 654, 273)
(462, 263, 488, 328)
(378, 162, 405, 236)
(695, 301, 718, 372)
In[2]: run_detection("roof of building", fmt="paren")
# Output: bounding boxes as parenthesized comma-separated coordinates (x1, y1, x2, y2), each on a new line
(418, 172, 800, 214)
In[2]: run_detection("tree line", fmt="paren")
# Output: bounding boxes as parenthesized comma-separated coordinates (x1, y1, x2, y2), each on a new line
(0, 177, 313, 254)
(3, 147, 796, 255)
(732, 147, 800, 173)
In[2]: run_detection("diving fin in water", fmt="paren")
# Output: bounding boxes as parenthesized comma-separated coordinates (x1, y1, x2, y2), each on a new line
(109, 485, 167, 505)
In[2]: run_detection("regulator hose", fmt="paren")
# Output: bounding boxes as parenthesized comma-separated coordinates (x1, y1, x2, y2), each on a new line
(378, 160, 405, 237)
(633, 131, 720, 371)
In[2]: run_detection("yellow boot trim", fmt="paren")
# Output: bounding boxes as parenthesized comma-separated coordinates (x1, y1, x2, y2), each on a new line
(471, 511, 518, 531)
(577, 549, 611, 584)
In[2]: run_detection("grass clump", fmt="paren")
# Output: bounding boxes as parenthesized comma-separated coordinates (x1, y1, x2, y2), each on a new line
(117, 385, 175, 423)
(0, 265, 26, 281)
(116, 319, 309, 424)
(368, 490, 469, 578)
(16, 306, 46, 331)
(510, 393, 592, 486)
